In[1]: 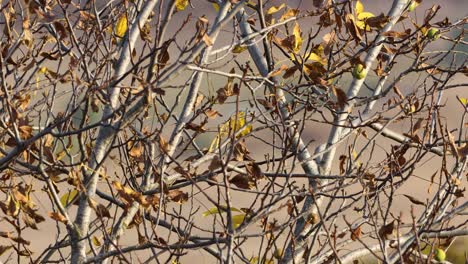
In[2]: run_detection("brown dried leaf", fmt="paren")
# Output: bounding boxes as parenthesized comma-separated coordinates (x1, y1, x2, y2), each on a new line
(48, 211, 68, 224)
(166, 190, 188, 204)
(339, 155, 347, 174)
(393, 86, 404, 100)
(351, 226, 362, 241)
(332, 86, 347, 109)
(403, 194, 425, 206)
(378, 221, 396, 240)
(129, 141, 144, 158)
(229, 174, 254, 189)
(208, 155, 222, 171)
(185, 123, 206, 133)
(447, 132, 459, 157)
(366, 13, 390, 29)
(269, 65, 288, 77)
(205, 109, 221, 119)
(345, 14, 361, 43)
(158, 135, 170, 153)
(95, 204, 111, 218)
(246, 162, 264, 179)
(283, 65, 299, 79)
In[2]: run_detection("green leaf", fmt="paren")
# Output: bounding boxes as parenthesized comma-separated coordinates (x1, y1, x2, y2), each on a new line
(231, 214, 246, 228)
(60, 189, 79, 207)
(202, 206, 242, 217)
(232, 45, 248, 54)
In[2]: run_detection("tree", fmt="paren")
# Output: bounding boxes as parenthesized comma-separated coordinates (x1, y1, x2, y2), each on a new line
(0, 0, 466, 263)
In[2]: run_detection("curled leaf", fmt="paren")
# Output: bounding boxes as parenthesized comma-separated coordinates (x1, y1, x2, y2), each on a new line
(266, 4, 286, 15)
(293, 22, 303, 53)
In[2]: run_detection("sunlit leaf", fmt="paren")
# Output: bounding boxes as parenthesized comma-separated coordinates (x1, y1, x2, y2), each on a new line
(357, 11, 375, 21)
(175, 0, 189, 11)
(356, 14, 375, 31)
(459, 97, 468, 106)
(352, 150, 361, 167)
(280, 8, 299, 21)
(48, 211, 68, 224)
(266, 4, 286, 15)
(293, 22, 302, 53)
(129, 141, 144, 158)
(291, 52, 327, 65)
(39, 67, 49, 74)
(209, 112, 252, 152)
(354, 1, 375, 31)
(115, 15, 128, 38)
(355, 0, 364, 15)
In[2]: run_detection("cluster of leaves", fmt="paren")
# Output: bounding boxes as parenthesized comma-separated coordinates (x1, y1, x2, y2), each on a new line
(0, 0, 466, 263)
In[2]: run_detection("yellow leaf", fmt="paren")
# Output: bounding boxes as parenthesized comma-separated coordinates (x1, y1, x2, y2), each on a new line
(354, 1, 374, 31)
(293, 22, 302, 53)
(39, 67, 48, 74)
(357, 11, 375, 21)
(202, 206, 242, 217)
(212, 3, 219, 11)
(460, 97, 468, 106)
(250, 257, 259, 264)
(6, 194, 20, 217)
(60, 189, 79, 207)
(209, 112, 252, 152)
(56, 149, 66, 161)
(92, 235, 101, 247)
(352, 150, 361, 167)
(232, 45, 247, 53)
(280, 8, 299, 21)
(291, 52, 326, 65)
(250, 257, 273, 264)
(175, 0, 189, 11)
(266, 3, 286, 15)
(355, 0, 364, 15)
(232, 214, 246, 228)
(0, 245, 13, 256)
(115, 15, 128, 38)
